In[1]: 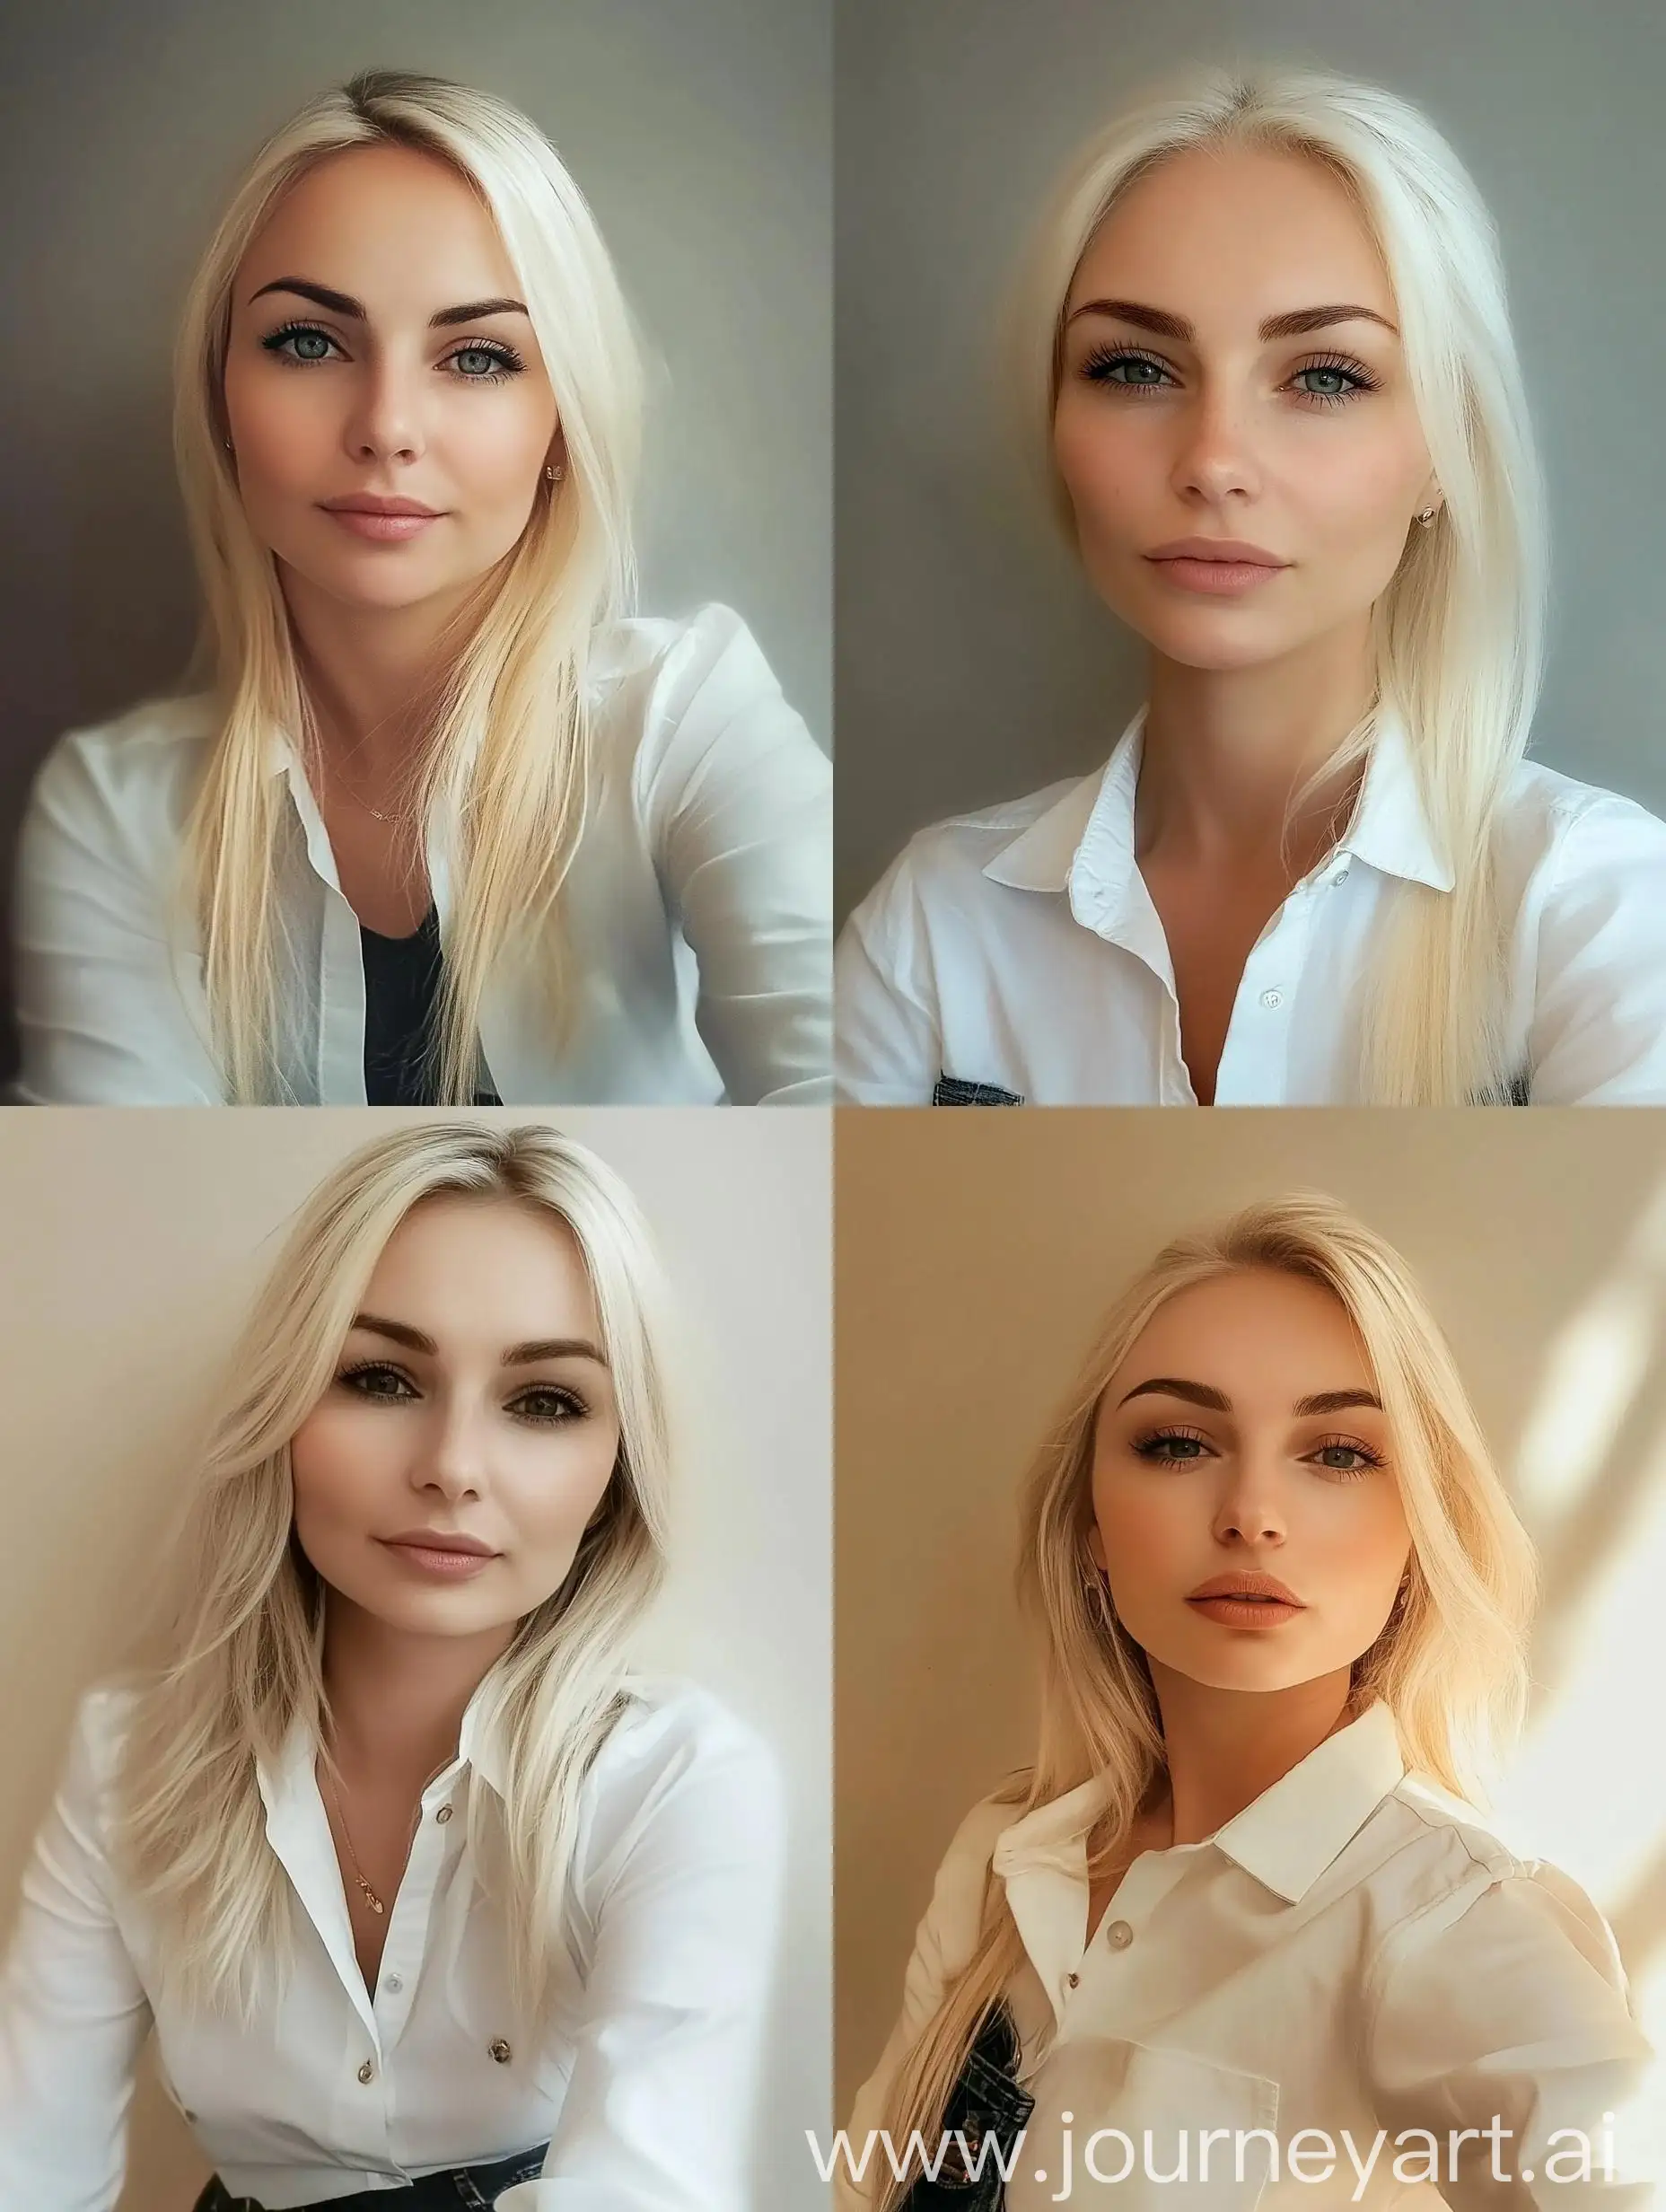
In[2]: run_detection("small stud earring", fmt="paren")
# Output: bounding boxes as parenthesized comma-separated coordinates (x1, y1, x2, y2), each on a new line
(547, 461, 564, 484)
(223, 437, 233, 453)
(1416, 506, 1437, 527)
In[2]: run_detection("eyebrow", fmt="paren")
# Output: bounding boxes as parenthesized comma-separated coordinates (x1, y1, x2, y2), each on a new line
(1117, 1377, 1382, 1416)
(1066, 298, 1398, 342)
(348, 1313, 608, 1367)
(247, 277, 529, 328)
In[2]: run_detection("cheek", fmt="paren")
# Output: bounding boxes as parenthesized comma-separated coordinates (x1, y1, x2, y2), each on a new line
(495, 1421, 620, 1550)
(1093, 1470, 1195, 1577)
(288, 1404, 402, 1528)
(1053, 398, 1147, 539)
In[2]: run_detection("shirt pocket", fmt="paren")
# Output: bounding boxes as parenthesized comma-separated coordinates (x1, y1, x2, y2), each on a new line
(1065, 2038, 1281, 2208)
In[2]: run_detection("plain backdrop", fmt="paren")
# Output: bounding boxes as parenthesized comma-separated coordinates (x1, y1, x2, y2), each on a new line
(0, 1106, 830, 2210)
(835, 0, 1666, 923)
(836, 1108, 1666, 2122)
(0, 0, 830, 1082)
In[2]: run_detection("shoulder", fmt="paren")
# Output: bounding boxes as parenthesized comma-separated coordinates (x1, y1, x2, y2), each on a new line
(850, 777, 1085, 931)
(583, 1674, 785, 1845)
(918, 1788, 1029, 1947)
(26, 692, 215, 847)
(1497, 756, 1666, 883)
(47, 1680, 145, 1823)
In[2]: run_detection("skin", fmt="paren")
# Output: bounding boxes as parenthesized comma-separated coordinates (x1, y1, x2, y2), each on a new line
(1052, 143, 1444, 1101)
(222, 142, 562, 934)
(288, 1193, 618, 1979)
(1081, 1266, 1413, 1938)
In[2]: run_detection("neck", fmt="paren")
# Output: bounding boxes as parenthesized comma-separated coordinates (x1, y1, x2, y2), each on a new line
(1136, 617, 1376, 866)
(280, 560, 495, 774)
(320, 1592, 517, 1791)
(1145, 1663, 1358, 1847)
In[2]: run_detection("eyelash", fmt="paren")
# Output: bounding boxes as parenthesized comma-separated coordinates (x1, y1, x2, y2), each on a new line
(260, 320, 527, 384)
(1130, 1425, 1386, 1481)
(335, 1360, 589, 1426)
(1080, 344, 1379, 410)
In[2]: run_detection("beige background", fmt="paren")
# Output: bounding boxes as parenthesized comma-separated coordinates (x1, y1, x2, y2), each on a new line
(836, 1108, 1666, 2117)
(0, 1106, 830, 2210)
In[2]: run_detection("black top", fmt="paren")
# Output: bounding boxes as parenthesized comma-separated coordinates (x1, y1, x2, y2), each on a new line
(360, 905, 500, 1107)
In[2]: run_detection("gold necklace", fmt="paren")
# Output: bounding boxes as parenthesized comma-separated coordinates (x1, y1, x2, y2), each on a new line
(321, 1752, 454, 1919)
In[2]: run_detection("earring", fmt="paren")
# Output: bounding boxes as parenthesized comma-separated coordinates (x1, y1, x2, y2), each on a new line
(1416, 507, 1437, 527)
(546, 461, 565, 484)
(223, 437, 233, 453)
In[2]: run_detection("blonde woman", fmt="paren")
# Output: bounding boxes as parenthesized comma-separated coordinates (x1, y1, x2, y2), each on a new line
(14, 69, 830, 1107)
(0, 1122, 786, 2208)
(838, 1197, 1655, 2210)
(836, 62, 1666, 1108)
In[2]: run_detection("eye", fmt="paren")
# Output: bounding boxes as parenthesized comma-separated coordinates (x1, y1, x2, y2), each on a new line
(1131, 1425, 1215, 1463)
(508, 1383, 589, 1426)
(445, 340, 525, 383)
(1303, 1435, 1386, 1480)
(338, 1360, 417, 1403)
(1080, 344, 1173, 391)
(261, 320, 342, 366)
(1076, 343, 1378, 410)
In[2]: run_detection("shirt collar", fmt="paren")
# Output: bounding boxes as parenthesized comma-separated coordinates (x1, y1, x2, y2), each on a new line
(978, 697, 1454, 908)
(990, 1698, 1408, 1909)
(256, 1660, 513, 1823)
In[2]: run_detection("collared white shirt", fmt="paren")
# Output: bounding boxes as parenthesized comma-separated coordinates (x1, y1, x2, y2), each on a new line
(838, 1702, 1659, 2210)
(835, 707, 1666, 1104)
(13, 602, 831, 1105)
(0, 1672, 786, 2210)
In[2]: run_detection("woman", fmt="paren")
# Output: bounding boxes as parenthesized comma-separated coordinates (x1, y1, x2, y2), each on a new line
(836, 62, 1666, 1107)
(0, 1121, 785, 2208)
(837, 1196, 1655, 2209)
(13, 69, 830, 1106)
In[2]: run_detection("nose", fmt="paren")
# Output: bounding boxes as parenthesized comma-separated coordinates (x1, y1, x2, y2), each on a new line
(341, 343, 430, 469)
(411, 1391, 488, 1502)
(1168, 369, 1262, 508)
(1211, 1445, 1287, 1548)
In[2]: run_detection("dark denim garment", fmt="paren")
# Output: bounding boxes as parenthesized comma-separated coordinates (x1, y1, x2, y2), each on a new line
(191, 2144, 549, 2212)
(895, 2002, 1035, 2210)
(932, 1074, 1025, 1106)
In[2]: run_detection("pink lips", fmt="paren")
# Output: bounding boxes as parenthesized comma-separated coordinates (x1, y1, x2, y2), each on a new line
(323, 508, 441, 543)
(1144, 536, 1290, 598)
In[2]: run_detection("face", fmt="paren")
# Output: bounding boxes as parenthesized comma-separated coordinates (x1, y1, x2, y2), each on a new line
(289, 1194, 620, 1645)
(1052, 143, 1442, 673)
(1087, 1267, 1412, 1694)
(221, 142, 560, 621)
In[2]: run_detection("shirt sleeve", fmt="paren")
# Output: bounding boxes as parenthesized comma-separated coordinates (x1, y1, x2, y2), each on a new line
(834, 853, 944, 1105)
(1522, 793, 1666, 1105)
(831, 1798, 1008, 2210)
(496, 1701, 789, 2212)
(0, 1695, 153, 2209)
(638, 606, 831, 1106)
(12, 728, 226, 1103)
(1364, 1862, 1661, 2208)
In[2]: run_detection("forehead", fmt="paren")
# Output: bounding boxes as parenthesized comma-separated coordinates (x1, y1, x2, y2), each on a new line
(1066, 141, 1393, 329)
(359, 1194, 599, 1337)
(237, 141, 514, 303)
(1106, 1267, 1375, 1405)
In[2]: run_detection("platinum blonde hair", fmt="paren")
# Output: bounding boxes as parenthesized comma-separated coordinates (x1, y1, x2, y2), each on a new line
(1016, 62, 1547, 1105)
(114, 1121, 673, 2030)
(172, 69, 643, 1102)
(873, 1192, 1539, 2204)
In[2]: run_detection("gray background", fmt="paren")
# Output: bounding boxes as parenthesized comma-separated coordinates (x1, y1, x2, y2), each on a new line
(0, 0, 830, 1080)
(836, 0, 1666, 924)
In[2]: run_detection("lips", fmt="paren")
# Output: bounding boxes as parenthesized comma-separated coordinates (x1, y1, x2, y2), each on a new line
(1187, 1572, 1304, 1606)
(321, 496, 441, 518)
(1145, 538, 1287, 566)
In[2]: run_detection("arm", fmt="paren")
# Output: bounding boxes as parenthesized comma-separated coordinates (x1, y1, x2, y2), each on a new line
(496, 1705, 788, 2212)
(1524, 795, 1666, 1104)
(1364, 1863, 1660, 2208)
(645, 609, 831, 1106)
(12, 729, 225, 1103)
(0, 1696, 154, 2208)
(833, 863, 943, 1106)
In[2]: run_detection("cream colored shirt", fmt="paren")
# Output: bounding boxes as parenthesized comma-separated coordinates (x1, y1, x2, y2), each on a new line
(13, 602, 831, 1105)
(0, 1672, 786, 2209)
(838, 1704, 1659, 2208)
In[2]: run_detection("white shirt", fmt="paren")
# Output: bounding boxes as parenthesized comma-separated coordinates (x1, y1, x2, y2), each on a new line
(837, 1702, 1659, 2210)
(0, 1672, 786, 2211)
(835, 706, 1666, 1104)
(13, 602, 831, 1105)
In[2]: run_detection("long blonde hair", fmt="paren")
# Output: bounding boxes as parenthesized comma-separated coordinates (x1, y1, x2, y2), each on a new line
(113, 1121, 673, 2030)
(1018, 62, 1548, 1105)
(876, 1192, 1539, 2204)
(173, 69, 643, 1102)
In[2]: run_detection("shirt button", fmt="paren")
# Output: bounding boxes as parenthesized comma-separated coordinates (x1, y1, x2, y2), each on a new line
(1106, 1919, 1134, 1950)
(1065, 1971, 1080, 1989)
(435, 1804, 453, 1824)
(383, 1974, 403, 1994)
(489, 2037, 513, 2064)
(356, 2059, 375, 2084)
(1331, 867, 1349, 885)
(1259, 988, 1284, 1010)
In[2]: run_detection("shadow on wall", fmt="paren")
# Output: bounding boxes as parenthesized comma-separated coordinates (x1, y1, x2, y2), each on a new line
(1, 399, 198, 1093)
